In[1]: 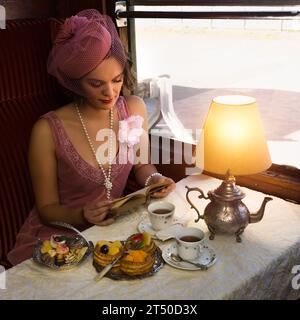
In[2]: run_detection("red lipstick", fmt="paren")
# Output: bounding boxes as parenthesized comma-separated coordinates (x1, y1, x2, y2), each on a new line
(99, 98, 113, 105)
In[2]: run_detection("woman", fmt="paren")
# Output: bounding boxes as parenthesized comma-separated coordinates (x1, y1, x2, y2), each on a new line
(8, 9, 175, 266)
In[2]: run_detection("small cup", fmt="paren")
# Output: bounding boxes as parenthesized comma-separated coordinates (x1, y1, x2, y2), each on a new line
(147, 201, 175, 231)
(176, 227, 205, 261)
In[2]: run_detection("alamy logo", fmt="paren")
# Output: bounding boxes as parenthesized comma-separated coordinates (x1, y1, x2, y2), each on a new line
(0, 265, 6, 289)
(291, 265, 300, 290)
(0, 5, 6, 29)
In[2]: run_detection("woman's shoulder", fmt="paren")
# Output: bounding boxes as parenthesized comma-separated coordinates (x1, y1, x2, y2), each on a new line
(30, 117, 55, 150)
(52, 102, 75, 121)
(32, 103, 74, 137)
(123, 95, 147, 117)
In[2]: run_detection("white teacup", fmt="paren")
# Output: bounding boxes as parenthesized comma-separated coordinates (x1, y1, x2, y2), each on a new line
(147, 201, 175, 231)
(176, 227, 205, 261)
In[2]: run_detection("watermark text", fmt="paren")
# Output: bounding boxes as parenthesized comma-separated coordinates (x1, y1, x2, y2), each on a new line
(0, 265, 6, 289)
(292, 265, 300, 290)
(0, 5, 6, 29)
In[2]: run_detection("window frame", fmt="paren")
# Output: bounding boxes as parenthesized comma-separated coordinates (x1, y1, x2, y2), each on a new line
(129, 1, 300, 5)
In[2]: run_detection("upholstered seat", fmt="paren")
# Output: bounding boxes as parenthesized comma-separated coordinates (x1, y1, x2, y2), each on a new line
(0, 18, 68, 268)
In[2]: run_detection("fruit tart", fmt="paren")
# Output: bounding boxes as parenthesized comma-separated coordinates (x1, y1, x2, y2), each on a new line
(93, 232, 160, 278)
(120, 249, 155, 276)
(93, 240, 123, 272)
(125, 232, 156, 255)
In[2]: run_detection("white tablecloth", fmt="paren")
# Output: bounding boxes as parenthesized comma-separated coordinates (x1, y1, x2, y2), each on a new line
(1, 174, 300, 300)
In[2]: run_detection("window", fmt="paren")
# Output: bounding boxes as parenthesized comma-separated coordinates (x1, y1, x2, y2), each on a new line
(112, 0, 300, 202)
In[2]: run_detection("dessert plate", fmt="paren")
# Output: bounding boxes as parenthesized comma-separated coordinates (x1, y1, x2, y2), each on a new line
(162, 242, 217, 271)
(93, 246, 164, 280)
(32, 221, 94, 271)
(32, 236, 94, 271)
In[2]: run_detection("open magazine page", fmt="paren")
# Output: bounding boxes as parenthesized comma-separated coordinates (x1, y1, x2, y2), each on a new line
(109, 181, 172, 218)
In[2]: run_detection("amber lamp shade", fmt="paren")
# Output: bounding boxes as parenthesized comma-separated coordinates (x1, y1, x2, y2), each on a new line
(196, 95, 272, 175)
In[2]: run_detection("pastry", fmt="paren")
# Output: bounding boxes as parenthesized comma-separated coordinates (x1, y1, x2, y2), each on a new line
(125, 232, 156, 255)
(65, 247, 88, 264)
(93, 240, 123, 271)
(55, 253, 65, 266)
(50, 235, 68, 248)
(120, 249, 155, 276)
(93, 233, 157, 277)
(41, 252, 55, 266)
(41, 240, 52, 254)
(56, 244, 69, 255)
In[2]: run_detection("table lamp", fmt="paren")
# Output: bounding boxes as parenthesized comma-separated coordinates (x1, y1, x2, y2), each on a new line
(186, 95, 273, 242)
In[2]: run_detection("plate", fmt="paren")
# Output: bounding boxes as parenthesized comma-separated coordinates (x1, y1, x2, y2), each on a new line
(32, 221, 94, 271)
(138, 218, 183, 240)
(93, 247, 164, 280)
(32, 235, 94, 271)
(162, 242, 217, 271)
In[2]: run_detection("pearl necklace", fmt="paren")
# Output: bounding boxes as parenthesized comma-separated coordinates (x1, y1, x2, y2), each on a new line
(75, 103, 114, 200)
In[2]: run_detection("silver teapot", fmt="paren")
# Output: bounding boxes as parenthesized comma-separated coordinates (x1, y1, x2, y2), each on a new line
(185, 174, 272, 242)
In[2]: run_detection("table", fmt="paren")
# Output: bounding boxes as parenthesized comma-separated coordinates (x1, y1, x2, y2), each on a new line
(1, 174, 300, 300)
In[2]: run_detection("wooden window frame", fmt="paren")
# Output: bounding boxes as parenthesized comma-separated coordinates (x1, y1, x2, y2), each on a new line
(129, 1, 300, 5)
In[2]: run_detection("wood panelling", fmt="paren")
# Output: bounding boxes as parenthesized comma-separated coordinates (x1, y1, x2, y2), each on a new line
(4, 0, 54, 20)
(55, 0, 104, 18)
(2, 0, 105, 20)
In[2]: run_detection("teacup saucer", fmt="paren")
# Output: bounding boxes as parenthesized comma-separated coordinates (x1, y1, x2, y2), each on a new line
(138, 218, 158, 238)
(162, 242, 217, 271)
(138, 218, 183, 240)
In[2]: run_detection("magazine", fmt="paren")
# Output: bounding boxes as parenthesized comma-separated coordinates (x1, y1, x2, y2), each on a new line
(108, 180, 172, 218)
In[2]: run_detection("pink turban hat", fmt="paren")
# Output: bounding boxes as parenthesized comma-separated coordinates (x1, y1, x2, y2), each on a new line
(47, 9, 126, 96)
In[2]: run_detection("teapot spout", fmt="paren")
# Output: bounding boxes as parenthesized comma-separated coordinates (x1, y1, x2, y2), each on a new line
(249, 197, 273, 223)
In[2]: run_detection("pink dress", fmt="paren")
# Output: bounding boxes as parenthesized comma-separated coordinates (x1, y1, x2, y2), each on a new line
(8, 96, 133, 265)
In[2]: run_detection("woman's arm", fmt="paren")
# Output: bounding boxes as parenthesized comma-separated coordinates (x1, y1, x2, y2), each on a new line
(126, 96, 176, 197)
(28, 118, 113, 228)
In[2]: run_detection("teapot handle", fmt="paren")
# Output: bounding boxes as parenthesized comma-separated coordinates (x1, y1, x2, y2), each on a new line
(185, 186, 209, 223)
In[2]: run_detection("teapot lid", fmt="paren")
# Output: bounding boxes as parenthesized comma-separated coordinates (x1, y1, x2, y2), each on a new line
(212, 174, 245, 201)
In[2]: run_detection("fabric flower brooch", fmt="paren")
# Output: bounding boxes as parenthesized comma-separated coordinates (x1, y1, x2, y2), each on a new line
(118, 115, 144, 164)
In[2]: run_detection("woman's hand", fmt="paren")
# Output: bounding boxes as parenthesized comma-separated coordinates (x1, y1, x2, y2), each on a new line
(83, 199, 115, 226)
(150, 175, 176, 199)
